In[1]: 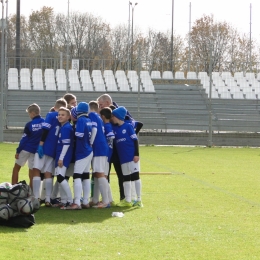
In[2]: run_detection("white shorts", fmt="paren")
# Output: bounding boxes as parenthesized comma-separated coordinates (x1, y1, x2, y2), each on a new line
(66, 163, 75, 177)
(74, 152, 93, 174)
(104, 160, 109, 176)
(92, 156, 107, 173)
(15, 150, 34, 169)
(121, 161, 140, 176)
(33, 153, 55, 174)
(55, 166, 67, 177)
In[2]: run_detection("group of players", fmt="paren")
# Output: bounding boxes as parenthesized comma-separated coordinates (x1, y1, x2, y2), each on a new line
(11, 93, 143, 209)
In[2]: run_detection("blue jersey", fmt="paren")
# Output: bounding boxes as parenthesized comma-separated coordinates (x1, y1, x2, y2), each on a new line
(55, 122, 74, 168)
(88, 112, 108, 157)
(75, 115, 93, 161)
(104, 122, 115, 162)
(16, 115, 44, 154)
(42, 111, 60, 158)
(113, 122, 138, 164)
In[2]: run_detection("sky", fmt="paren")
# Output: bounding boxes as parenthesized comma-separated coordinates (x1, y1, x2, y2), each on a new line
(2, 0, 260, 42)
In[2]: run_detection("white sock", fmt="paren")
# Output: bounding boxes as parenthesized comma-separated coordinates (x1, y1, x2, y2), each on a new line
(123, 181, 131, 203)
(40, 179, 46, 200)
(107, 182, 113, 203)
(93, 177, 100, 204)
(82, 179, 90, 205)
(45, 178, 53, 203)
(33, 176, 41, 199)
(51, 179, 60, 199)
(73, 178, 82, 206)
(60, 182, 67, 204)
(98, 177, 109, 204)
(59, 179, 73, 203)
(131, 181, 137, 201)
(135, 179, 142, 201)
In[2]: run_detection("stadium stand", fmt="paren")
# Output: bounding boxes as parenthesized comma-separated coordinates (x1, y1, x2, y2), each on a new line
(5, 69, 260, 139)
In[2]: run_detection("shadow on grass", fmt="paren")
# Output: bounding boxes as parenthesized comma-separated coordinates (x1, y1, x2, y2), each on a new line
(35, 205, 140, 225)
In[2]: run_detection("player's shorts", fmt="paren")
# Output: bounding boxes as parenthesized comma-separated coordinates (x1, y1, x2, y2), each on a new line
(66, 163, 74, 177)
(33, 153, 55, 174)
(104, 160, 110, 176)
(121, 161, 140, 176)
(15, 150, 34, 169)
(54, 166, 67, 177)
(92, 156, 107, 173)
(74, 152, 93, 174)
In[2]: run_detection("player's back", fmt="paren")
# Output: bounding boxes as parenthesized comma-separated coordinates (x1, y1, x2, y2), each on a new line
(113, 122, 138, 164)
(56, 121, 74, 168)
(75, 115, 93, 160)
(88, 111, 108, 157)
(42, 111, 60, 158)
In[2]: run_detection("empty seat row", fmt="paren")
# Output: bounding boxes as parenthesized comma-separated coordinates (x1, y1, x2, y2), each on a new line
(7, 68, 155, 92)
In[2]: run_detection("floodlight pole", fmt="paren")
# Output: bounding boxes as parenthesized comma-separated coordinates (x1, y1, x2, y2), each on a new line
(170, 0, 174, 72)
(249, 3, 252, 72)
(0, 0, 5, 142)
(130, 2, 138, 70)
(128, 2, 131, 70)
(188, 2, 191, 72)
(208, 43, 213, 147)
(66, 0, 70, 93)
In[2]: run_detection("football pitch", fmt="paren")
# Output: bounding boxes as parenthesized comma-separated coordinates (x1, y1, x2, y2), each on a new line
(1, 143, 260, 259)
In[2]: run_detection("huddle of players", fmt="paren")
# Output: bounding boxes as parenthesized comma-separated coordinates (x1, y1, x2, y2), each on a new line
(12, 93, 143, 209)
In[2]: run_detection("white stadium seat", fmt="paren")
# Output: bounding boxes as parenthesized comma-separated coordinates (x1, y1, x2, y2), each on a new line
(91, 70, 106, 91)
(8, 68, 19, 89)
(187, 71, 197, 79)
(44, 69, 57, 90)
(80, 70, 93, 91)
(162, 71, 173, 80)
(151, 71, 161, 79)
(115, 70, 130, 91)
(56, 69, 67, 91)
(175, 71, 185, 79)
(20, 68, 31, 90)
(68, 70, 81, 91)
(32, 69, 44, 90)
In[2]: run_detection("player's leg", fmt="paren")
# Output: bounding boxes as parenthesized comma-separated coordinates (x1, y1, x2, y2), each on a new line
(43, 156, 55, 206)
(32, 153, 44, 199)
(81, 153, 93, 208)
(12, 163, 21, 185)
(113, 161, 125, 201)
(92, 156, 110, 208)
(116, 163, 132, 207)
(56, 166, 73, 209)
(105, 160, 114, 205)
(130, 161, 143, 207)
(12, 150, 30, 185)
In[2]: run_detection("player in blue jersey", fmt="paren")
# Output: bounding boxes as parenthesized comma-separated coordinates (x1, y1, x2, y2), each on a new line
(65, 102, 93, 210)
(99, 107, 115, 205)
(88, 101, 110, 208)
(97, 94, 143, 202)
(54, 107, 74, 209)
(32, 98, 67, 206)
(11, 103, 44, 188)
(111, 106, 143, 208)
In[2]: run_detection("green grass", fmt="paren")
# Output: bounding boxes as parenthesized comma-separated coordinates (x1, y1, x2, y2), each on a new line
(1, 143, 260, 259)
